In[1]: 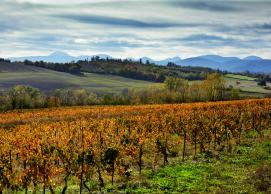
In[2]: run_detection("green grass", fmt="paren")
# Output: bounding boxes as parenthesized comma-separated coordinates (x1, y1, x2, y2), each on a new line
(225, 74, 256, 81)
(224, 73, 271, 95)
(50, 138, 270, 194)
(225, 77, 271, 95)
(0, 70, 162, 94)
(191, 76, 271, 97)
(117, 139, 271, 194)
(15, 137, 267, 194)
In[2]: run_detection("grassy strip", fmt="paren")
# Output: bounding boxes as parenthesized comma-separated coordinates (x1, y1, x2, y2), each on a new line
(225, 74, 256, 81)
(114, 140, 270, 194)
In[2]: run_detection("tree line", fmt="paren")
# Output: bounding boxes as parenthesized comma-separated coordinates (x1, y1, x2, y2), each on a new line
(11, 57, 220, 82)
(23, 60, 82, 75)
(0, 73, 242, 111)
(78, 57, 219, 82)
(3, 57, 269, 83)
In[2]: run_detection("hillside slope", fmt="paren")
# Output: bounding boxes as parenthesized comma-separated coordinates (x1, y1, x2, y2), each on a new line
(0, 61, 50, 72)
(0, 62, 162, 94)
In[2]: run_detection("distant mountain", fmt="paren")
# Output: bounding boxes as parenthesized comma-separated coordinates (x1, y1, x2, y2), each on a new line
(10, 52, 112, 63)
(10, 51, 76, 63)
(177, 57, 220, 69)
(138, 55, 271, 73)
(138, 56, 181, 66)
(243, 56, 263, 61)
(156, 57, 182, 66)
(140, 57, 155, 64)
(8, 52, 271, 73)
(174, 55, 271, 73)
(228, 59, 271, 72)
(199, 55, 240, 63)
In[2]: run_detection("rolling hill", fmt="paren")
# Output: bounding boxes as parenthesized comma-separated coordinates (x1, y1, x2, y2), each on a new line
(0, 62, 162, 94)
(1, 59, 270, 98)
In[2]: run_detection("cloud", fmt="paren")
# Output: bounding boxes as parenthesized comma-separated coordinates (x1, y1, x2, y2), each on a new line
(0, 23, 15, 32)
(16, 35, 61, 44)
(179, 34, 232, 42)
(55, 14, 199, 28)
(90, 40, 154, 48)
(4, 0, 128, 4)
(0, 0, 271, 59)
(170, 1, 241, 12)
(176, 34, 267, 49)
(0, 17, 27, 32)
(250, 23, 271, 30)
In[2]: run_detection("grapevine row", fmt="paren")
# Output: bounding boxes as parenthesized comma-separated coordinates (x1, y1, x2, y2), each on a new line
(0, 99, 270, 193)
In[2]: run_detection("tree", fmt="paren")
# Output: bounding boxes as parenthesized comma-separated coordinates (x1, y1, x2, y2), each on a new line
(202, 73, 226, 101)
(189, 82, 202, 102)
(231, 89, 240, 100)
(86, 93, 99, 105)
(164, 77, 188, 92)
(8, 85, 45, 109)
(258, 80, 267, 86)
(73, 90, 88, 105)
(0, 90, 12, 111)
(46, 96, 61, 107)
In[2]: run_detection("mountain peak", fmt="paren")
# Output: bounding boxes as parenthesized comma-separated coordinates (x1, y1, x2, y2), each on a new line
(167, 56, 181, 61)
(199, 55, 240, 63)
(49, 51, 71, 57)
(243, 56, 263, 61)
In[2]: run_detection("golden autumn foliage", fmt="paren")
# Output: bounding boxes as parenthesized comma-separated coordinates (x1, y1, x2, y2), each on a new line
(0, 99, 270, 193)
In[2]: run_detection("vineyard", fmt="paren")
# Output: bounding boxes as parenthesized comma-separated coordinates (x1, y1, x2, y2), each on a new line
(0, 99, 271, 193)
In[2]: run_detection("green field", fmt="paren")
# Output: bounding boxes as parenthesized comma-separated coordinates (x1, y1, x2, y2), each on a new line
(224, 73, 271, 96)
(225, 74, 256, 81)
(0, 62, 163, 94)
(188, 75, 271, 97)
(120, 139, 271, 194)
(225, 77, 271, 95)
(0, 70, 162, 94)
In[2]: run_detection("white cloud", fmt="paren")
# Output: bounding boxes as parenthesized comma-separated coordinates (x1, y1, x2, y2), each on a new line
(0, 0, 271, 59)
(7, 0, 134, 4)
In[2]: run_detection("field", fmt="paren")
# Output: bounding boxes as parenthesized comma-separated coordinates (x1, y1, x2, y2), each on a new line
(225, 77, 271, 96)
(0, 62, 162, 94)
(0, 71, 162, 94)
(0, 99, 271, 193)
(0, 62, 270, 98)
(225, 74, 256, 81)
(224, 73, 271, 96)
(188, 75, 271, 97)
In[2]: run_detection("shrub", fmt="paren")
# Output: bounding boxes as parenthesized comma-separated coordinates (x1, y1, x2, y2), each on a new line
(248, 163, 271, 192)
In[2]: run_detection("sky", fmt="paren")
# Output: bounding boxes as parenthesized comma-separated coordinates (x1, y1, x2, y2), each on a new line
(0, 0, 271, 59)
